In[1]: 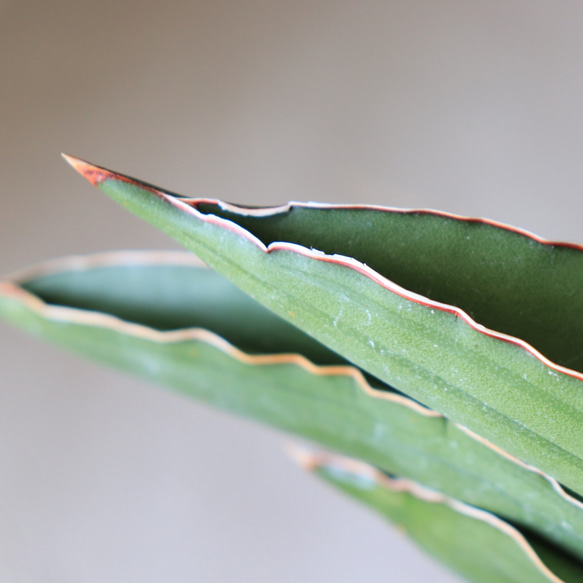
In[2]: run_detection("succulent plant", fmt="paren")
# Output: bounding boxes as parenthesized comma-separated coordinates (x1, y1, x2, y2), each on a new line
(2, 154, 583, 582)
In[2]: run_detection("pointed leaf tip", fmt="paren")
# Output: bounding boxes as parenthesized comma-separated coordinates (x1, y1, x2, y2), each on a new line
(61, 154, 122, 187)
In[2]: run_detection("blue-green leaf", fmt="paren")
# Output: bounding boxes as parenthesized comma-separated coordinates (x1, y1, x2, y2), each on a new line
(62, 155, 583, 497)
(298, 449, 583, 583)
(3, 251, 583, 559)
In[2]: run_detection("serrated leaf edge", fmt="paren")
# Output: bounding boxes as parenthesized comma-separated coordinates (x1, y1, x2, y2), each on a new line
(3, 250, 582, 517)
(61, 154, 583, 389)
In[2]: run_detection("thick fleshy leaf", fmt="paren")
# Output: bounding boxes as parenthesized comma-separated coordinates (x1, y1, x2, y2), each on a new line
(3, 252, 583, 559)
(63, 155, 583, 495)
(296, 450, 583, 583)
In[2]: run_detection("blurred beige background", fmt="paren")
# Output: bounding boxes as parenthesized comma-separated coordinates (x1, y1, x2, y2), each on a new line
(2, 1, 583, 581)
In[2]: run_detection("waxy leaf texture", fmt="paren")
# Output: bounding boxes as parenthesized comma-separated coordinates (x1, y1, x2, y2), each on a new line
(61, 155, 583, 497)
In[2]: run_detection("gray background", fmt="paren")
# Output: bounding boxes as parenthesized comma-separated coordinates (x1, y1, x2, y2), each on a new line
(2, 1, 583, 581)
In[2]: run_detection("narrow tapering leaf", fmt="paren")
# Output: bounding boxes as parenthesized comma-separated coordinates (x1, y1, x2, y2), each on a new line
(4, 252, 583, 559)
(62, 155, 583, 495)
(296, 450, 583, 583)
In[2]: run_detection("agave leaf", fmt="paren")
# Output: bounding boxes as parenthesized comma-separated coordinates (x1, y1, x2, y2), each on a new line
(3, 252, 583, 559)
(295, 449, 583, 583)
(62, 155, 583, 495)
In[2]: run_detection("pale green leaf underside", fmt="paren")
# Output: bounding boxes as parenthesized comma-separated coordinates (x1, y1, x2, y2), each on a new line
(302, 451, 583, 583)
(2, 253, 583, 560)
(68, 158, 583, 496)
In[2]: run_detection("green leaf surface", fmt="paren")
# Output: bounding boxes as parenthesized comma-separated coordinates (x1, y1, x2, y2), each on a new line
(3, 251, 583, 559)
(299, 450, 583, 583)
(63, 155, 583, 495)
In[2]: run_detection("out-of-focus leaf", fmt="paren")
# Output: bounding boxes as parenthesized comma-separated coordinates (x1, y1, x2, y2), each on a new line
(296, 449, 583, 583)
(63, 155, 583, 495)
(3, 252, 583, 559)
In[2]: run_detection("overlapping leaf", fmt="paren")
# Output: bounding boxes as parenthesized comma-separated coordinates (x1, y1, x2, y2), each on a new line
(61, 155, 583, 495)
(297, 450, 583, 583)
(3, 252, 583, 559)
